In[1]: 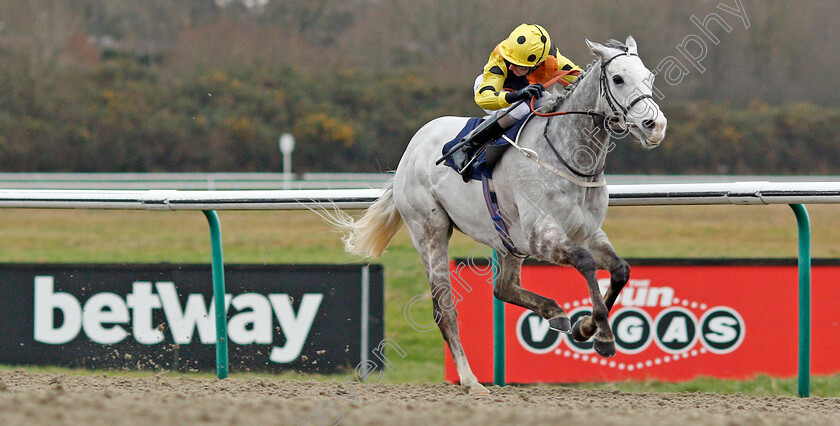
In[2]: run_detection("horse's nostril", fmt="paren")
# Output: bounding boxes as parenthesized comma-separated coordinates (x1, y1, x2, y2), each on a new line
(642, 119, 655, 130)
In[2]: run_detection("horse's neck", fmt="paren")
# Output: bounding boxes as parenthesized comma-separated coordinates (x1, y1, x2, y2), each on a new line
(559, 62, 601, 122)
(541, 63, 610, 173)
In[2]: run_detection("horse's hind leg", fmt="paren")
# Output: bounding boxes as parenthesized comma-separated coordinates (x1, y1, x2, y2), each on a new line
(494, 253, 571, 332)
(403, 209, 488, 394)
(574, 230, 631, 341)
(529, 223, 616, 357)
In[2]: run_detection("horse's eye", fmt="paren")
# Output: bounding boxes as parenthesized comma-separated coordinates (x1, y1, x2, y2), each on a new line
(612, 75, 624, 85)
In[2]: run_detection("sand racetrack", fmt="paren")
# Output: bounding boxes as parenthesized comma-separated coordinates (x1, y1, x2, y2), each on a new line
(1, 370, 839, 425)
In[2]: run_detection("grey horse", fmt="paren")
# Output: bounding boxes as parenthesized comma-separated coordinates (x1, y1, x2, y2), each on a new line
(324, 36, 666, 394)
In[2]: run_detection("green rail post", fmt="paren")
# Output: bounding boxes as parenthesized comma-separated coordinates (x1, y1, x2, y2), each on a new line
(492, 250, 505, 386)
(491, 207, 813, 395)
(203, 210, 229, 379)
(790, 204, 811, 397)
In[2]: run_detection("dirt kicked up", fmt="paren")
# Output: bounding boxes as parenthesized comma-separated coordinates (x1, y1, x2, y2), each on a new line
(1, 370, 839, 425)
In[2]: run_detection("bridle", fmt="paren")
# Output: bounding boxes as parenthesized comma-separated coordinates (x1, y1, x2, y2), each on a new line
(530, 51, 653, 124)
(599, 51, 654, 121)
(516, 51, 655, 184)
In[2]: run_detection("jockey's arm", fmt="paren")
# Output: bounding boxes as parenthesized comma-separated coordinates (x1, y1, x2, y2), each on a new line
(474, 56, 512, 111)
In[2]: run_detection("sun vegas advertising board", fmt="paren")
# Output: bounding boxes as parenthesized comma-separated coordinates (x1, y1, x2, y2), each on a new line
(445, 258, 840, 384)
(0, 264, 383, 373)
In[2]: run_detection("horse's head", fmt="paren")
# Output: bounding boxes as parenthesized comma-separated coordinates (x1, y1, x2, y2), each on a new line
(586, 36, 667, 149)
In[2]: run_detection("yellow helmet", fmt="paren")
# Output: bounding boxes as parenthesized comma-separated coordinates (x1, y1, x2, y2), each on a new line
(499, 24, 551, 68)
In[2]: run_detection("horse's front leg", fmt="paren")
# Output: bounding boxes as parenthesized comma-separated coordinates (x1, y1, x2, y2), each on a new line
(586, 229, 631, 312)
(529, 223, 616, 357)
(493, 252, 571, 333)
(571, 230, 631, 343)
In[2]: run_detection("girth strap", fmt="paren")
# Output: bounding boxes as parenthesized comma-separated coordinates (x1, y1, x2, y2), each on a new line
(481, 175, 527, 258)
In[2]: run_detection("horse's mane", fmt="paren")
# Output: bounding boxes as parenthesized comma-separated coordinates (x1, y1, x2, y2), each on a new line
(538, 39, 628, 113)
(538, 59, 600, 113)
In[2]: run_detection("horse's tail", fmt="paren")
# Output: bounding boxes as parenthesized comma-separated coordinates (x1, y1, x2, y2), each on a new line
(317, 178, 403, 259)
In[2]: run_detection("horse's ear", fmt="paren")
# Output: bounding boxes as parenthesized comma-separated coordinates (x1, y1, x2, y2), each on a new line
(625, 35, 638, 55)
(585, 38, 611, 60)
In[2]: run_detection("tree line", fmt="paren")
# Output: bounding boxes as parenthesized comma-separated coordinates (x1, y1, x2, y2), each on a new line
(0, 0, 838, 174)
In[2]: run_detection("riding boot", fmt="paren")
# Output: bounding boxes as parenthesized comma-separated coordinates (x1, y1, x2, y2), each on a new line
(453, 117, 507, 182)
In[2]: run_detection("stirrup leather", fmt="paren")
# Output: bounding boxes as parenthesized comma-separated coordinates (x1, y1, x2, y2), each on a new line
(455, 118, 506, 181)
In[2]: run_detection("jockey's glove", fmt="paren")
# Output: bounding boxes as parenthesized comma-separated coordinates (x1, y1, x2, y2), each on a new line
(505, 83, 545, 104)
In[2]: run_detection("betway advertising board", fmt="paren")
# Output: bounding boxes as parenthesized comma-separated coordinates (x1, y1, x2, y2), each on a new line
(445, 258, 840, 383)
(0, 264, 383, 373)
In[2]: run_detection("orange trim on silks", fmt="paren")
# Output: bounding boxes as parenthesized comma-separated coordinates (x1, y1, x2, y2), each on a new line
(543, 68, 581, 88)
(527, 55, 559, 85)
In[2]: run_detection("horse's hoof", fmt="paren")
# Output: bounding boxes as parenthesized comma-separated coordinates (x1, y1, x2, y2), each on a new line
(593, 339, 616, 358)
(571, 318, 592, 342)
(548, 316, 571, 334)
(468, 383, 490, 395)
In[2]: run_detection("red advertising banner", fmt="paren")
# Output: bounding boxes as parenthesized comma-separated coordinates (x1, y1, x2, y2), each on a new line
(444, 259, 840, 384)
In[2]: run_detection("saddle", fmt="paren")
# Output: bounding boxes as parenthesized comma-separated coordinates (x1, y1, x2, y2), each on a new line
(441, 117, 526, 181)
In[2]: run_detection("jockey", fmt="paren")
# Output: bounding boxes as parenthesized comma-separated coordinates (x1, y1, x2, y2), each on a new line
(453, 23, 581, 181)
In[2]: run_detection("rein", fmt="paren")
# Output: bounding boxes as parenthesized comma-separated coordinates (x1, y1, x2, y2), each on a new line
(530, 52, 652, 120)
(541, 119, 605, 178)
(529, 69, 607, 119)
